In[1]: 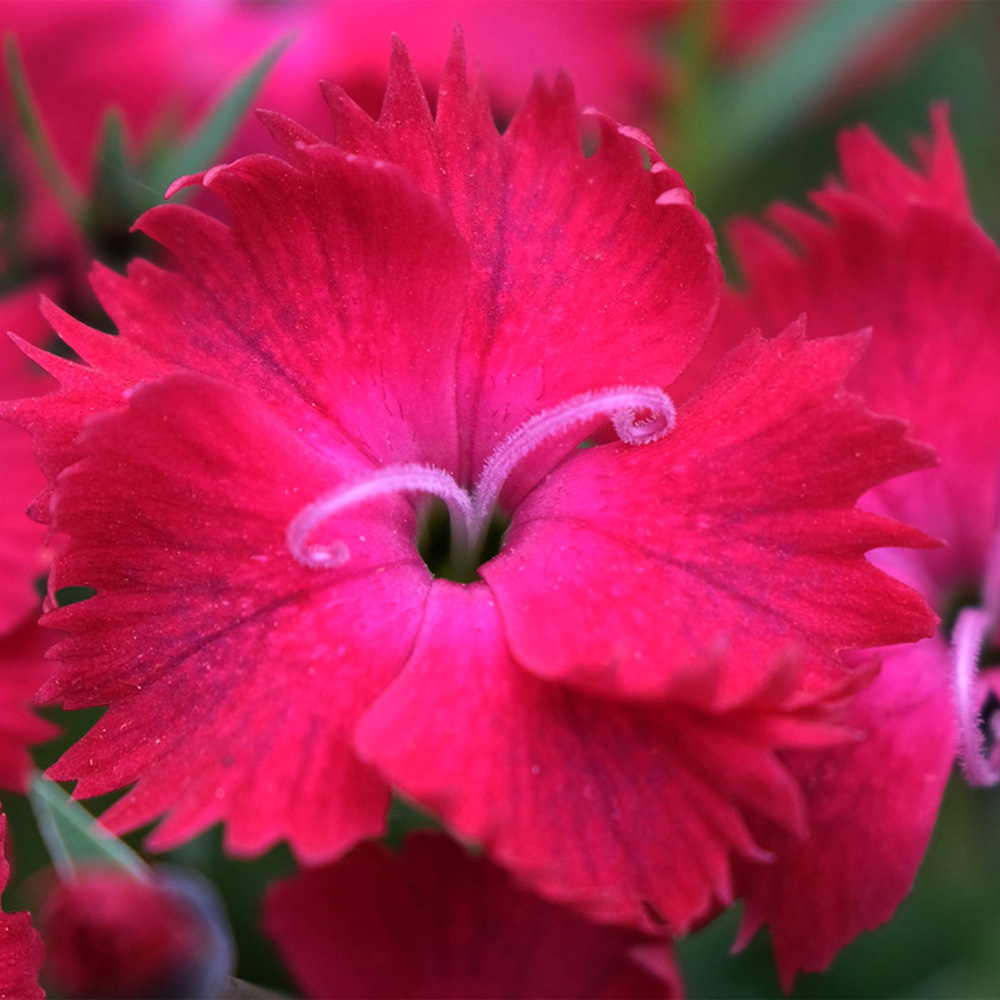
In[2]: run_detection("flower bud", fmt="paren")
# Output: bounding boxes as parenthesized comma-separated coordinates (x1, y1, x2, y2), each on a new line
(41, 865, 234, 1000)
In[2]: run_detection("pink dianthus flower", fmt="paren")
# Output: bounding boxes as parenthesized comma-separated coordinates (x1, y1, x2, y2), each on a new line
(264, 832, 682, 999)
(710, 106, 997, 984)
(6, 35, 936, 950)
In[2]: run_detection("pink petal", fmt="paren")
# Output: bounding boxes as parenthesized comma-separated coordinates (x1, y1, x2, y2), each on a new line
(735, 638, 956, 988)
(835, 104, 971, 219)
(358, 582, 853, 936)
(263, 832, 681, 1000)
(0, 619, 58, 793)
(322, 33, 722, 483)
(43, 373, 431, 861)
(485, 322, 936, 700)
(0, 812, 44, 999)
(95, 146, 470, 474)
(1, 302, 154, 523)
(0, 418, 47, 631)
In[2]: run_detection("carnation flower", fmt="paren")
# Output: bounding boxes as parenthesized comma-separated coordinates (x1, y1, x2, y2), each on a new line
(264, 832, 681, 999)
(0, 811, 44, 999)
(6, 34, 935, 949)
(711, 106, 997, 984)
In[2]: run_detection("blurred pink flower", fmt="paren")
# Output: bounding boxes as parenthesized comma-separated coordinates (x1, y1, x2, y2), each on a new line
(264, 833, 682, 999)
(0, 283, 53, 634)
(710, 106, 995, 985)
(0, 283, 57, 793)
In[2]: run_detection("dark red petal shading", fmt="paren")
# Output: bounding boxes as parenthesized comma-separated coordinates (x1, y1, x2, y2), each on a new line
(320, 33, 722, 483)
(42, 374, 431, 861)
(0, 813, 45, 999)
(719, 180, 1000, 595)
(358, 582, 855, 936)
(0, 620, 57, 793)
(484, 323, 937, 702)
(263, 832, 680, 1000)
(735, 638, 956, 988)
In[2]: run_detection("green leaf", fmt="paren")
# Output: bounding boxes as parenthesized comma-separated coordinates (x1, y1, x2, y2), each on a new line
(146, 34, 295, 198)
(28, 771, 149, 882)
(89, 109, 144, 227)
(670, 0, 916, 215)
(3, 32, 84, 223)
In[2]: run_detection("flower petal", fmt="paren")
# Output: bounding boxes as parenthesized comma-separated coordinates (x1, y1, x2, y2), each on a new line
(734, 638, 956, 988)
(717, 117, 1000, 594)
(0, 285, 55, 627)
(96, 146, 470, 474)
(43, 373, 431, 861)
(485, 322, 937, 700)
(0, 812, 44, 999)
(263, 832, 681, 1000)
(835, 104, 971, 219)
(322, 33, 722, 482)
(358, 582, 850, 936)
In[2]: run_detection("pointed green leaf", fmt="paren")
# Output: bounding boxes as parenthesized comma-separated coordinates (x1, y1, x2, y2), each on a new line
(3, 33, 84, 222)
(89, 108, 165, 229)
(146, 34, 295, 198)
(28, 771, 149, 882)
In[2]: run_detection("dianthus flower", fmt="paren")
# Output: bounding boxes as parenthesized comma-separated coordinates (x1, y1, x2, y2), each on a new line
(7, 36, 936, 945)
(0, 811, 44, 999)
(709, 106, 997, 983)
(264, 832, 681, 999)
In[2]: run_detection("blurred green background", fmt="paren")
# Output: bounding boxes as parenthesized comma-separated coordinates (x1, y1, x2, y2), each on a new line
(5, 1, 1000, 996)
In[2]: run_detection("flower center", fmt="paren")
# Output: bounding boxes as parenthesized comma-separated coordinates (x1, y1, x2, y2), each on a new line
(287, 385, 676, 581)
(417, 501, 511, 583)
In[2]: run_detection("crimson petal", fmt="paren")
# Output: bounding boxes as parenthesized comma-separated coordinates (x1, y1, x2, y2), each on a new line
(358, 582, 853, 936)
(0, 812, 44, 999)
(264, 832, 681, 1000)
(485, 323, 937, 700)
(735, 639, 956, 987)
(43, 374, 431, 860)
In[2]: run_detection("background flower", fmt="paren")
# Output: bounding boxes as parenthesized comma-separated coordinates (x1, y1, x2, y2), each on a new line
(264, 832, 681, 999)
